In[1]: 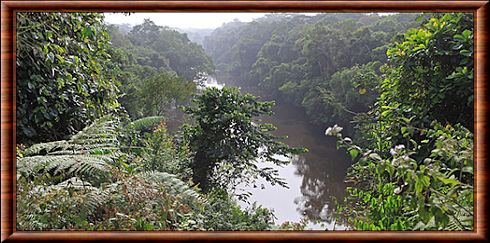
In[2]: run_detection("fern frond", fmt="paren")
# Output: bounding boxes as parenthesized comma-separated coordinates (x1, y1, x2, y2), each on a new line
(18, 154, 111, 177)
(18, 116, 121, 180)
(55, 176, 93, 188)
(34, 177, 112, 217)
(44, 145, 118, 156)
(136, 171, 201, 201)
(70, 115, 120, 145)
(23, 140, 70, 156)
(446, 206, 473, 230)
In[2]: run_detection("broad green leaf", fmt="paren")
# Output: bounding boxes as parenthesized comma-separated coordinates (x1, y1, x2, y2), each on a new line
(436, 176, 460, 186)
(349, 149, 359, 160)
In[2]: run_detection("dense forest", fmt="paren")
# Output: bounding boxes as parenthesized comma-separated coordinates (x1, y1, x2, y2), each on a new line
(16, 12, 473, 231)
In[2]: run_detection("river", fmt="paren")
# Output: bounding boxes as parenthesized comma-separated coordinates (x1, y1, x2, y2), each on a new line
(169, 77, 352, 230)
(237, 97, 351, 230)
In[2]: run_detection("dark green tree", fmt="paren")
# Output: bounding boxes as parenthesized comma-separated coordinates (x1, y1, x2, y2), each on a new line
(184, 87, 304, 194)
(16, 12, 120, 144)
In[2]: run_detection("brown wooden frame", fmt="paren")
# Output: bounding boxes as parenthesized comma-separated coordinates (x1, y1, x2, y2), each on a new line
(1, 1, 488, 242)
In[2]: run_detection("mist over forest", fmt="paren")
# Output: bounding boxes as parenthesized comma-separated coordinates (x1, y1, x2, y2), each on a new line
(16, 12, 474, 231)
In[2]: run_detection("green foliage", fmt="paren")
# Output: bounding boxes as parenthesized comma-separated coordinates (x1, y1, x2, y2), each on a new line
(17, 12, 474, 231)
(17, 116, 206, 230)
(356, 13, 474, 153)
(184, 87, 305, 194)
(118, 116, 166, 156)
(275, 218, 309, 230)
(17, 115, 121, 185)
(108, 20, 213, 119)
(204, 13, 419, 127)
(125, 116, 166, 133)
(324, 13, 474, 231)
(16, 13, 121, 144)
(200, 189, 276, 230)
(136, 171, 201, 202)
(17, 115, 281, 231)
(140, 126, 193, 180)
(134, 72, 196, 117)
(17, 171, 206, 230)
(17, 15, 302, 231)
(304, 61, 382, 125)
(328, 122, 473, 230)
(380, 13, 474, 132)
(293, 16, 415, 126)
(127, 19, 214, 80)
(204, 17, 278, 87)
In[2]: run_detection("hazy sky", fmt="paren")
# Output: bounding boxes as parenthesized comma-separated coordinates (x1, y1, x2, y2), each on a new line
(104, 12, 315, 29)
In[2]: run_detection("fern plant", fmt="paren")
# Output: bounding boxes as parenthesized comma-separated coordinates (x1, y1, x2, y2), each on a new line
(17, 115, 205, 231)
(17, 116, 120, 185)
(17, 114, 278, 231)
(137, 171, 201, 201)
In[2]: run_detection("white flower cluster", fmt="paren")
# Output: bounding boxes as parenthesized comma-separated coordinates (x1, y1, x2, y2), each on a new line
(325, 124, 343, 137)
(390, 144, 405, 156)
(390, 145, 411, 166)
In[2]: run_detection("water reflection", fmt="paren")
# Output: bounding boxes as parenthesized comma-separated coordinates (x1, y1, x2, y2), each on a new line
(263, 101, 351, 226)
(168, 77, 352, 229)
(292, 151, 348, 223)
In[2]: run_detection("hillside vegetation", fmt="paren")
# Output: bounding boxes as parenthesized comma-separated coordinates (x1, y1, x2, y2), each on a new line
(16, 12, 473, 231)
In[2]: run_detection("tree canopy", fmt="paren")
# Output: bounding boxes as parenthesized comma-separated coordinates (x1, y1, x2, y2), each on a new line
(15, 12, 474, 231)
(108, 19, 214, 119)
(204, 13, 420, 129)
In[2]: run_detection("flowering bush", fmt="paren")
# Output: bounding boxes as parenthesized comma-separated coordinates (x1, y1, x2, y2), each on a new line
(326, 122, 473, 230)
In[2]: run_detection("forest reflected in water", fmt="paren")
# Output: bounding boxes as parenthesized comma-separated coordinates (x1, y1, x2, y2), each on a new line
(168, 77, 352, 229)
(245, 96, 351, 229)
(16, 12, 474, 232)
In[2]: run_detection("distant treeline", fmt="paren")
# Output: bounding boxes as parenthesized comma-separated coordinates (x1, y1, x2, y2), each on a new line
(203, 13, 421, 128)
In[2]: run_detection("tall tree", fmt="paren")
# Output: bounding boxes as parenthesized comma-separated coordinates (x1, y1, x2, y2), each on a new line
(135, 72, 196, 117)
(127, 19, 215, 80)
(184, 87, 304, 194)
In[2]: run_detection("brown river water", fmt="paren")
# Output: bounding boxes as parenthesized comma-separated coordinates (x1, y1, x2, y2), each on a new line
(167, 78, 351, 230)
